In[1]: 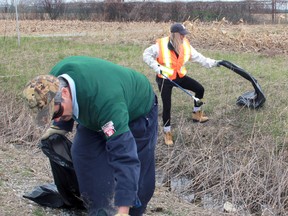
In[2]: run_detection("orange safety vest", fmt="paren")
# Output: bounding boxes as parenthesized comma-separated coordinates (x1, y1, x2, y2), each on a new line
(156, 36, 192, 80)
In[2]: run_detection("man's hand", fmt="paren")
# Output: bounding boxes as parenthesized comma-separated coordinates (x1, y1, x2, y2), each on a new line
(41, 125, 68, 140)
(115, 206, 130, 216)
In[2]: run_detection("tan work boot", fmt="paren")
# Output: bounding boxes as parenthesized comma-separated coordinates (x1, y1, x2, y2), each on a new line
(192, 111, 209, 123)
(164, 132, 173, 145)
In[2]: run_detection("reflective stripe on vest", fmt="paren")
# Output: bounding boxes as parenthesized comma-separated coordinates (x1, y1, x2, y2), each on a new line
(157, 36, 191, 80)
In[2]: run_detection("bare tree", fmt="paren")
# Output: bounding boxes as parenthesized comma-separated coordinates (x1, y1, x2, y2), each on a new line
(271, 0, 288, 23)
(104, 0, 124, 3)
(0, 0, 9, 13)
(42, 0, 64, 20)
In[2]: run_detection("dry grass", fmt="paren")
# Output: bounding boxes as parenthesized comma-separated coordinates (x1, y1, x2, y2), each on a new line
(156, 115, 288, 215)
(184, 19, 288, 56)
(0, 19, 288, 57)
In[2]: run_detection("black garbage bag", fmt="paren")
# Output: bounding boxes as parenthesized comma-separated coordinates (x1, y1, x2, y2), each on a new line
(23, 183, 65, 208)
(23, 134, 84, 209)
(219, 60, 266, 109)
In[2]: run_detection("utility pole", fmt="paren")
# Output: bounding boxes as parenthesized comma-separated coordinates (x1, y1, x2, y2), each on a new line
(272, 0, 276, 23)
(15, 0, 21, 46)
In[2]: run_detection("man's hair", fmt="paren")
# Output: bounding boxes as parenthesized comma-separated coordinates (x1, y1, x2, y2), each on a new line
(54, 77, 69, 103)
(170, 32, 183, 55)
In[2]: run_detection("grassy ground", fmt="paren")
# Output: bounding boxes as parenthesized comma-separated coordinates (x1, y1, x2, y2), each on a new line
(0, 20, 287, 216)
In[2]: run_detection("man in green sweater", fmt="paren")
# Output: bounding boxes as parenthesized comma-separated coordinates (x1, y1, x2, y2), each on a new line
(23, 56, 158, 216)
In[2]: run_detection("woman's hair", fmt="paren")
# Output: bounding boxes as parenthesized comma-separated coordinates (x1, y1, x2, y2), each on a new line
(170, 32, 183, 55)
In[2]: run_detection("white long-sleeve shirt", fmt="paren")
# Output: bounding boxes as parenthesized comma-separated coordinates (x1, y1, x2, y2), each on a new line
(143, 43, 218, 74)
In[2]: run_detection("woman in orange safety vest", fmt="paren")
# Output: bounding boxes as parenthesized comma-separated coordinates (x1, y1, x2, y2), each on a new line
(143, 23, 221, 146)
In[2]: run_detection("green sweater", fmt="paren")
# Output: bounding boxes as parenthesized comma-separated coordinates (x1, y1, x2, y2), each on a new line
(50, 56, 154, 138)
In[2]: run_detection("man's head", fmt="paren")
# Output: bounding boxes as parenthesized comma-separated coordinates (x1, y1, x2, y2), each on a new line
(170, 23, 189, 35)
(23, 75, 72, 127)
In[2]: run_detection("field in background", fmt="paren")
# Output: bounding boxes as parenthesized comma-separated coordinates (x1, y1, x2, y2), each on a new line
(0, 20, 287, 215)
(1, 19, 288, 56)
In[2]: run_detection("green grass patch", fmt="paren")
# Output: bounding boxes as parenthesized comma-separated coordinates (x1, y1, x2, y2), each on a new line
(1, 36, 286, 143)
(32, 207, 45, 216)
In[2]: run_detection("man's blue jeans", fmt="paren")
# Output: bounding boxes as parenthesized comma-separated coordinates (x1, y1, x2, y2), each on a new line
(71, 96, 158, 216)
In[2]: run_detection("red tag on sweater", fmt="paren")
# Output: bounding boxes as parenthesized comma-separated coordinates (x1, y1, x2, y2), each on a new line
(101, 121, 116, 137)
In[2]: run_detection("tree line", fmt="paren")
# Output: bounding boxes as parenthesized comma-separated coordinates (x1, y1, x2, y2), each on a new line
(1, 0, 287, 24)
